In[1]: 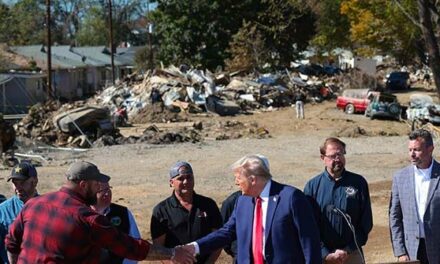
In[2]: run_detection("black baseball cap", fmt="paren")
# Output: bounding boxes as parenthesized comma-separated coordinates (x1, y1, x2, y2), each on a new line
(8, 162, 37, 182)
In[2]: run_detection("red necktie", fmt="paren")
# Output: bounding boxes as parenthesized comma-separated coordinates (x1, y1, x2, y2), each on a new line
(252, 196, 264, 264)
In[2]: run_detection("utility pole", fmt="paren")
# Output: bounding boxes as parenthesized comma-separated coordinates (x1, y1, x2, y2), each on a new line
(108, 0, 115, 85)
(147, 0, 153, 70)
(46, 0, 52, 99)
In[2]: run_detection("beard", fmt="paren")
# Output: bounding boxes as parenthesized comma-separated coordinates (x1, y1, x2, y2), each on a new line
(331, 161, 344, 174)
(84, 185, 98, 206)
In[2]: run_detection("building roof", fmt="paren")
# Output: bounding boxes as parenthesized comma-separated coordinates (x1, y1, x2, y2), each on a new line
(116, 46, 144, 65)
(11, 45, 87, 70)
(8, 44, 141, 70)
(0, 72, 46, 86)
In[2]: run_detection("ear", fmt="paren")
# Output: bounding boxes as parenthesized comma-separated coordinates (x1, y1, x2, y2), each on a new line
(169, 179, 173, 188)
(32, 177, 38, 187)
(78, 180, 88, 189)
(320, 155, 325, 161)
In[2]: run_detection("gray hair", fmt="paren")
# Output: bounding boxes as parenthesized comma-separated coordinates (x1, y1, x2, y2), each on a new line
(231, 154, 271, 180)
(409, 129, 433, 147)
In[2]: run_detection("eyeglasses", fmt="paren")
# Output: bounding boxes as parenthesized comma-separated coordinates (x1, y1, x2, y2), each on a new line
(97, 186, 112, 195)
(323, 153, 345, 160)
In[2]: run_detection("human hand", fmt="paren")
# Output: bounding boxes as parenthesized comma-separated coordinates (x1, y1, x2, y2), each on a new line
(398, 254, 410, 262)
(171, 245, 196, 264)
(324, 253, 343, 264)
(334, 249, 348, 263)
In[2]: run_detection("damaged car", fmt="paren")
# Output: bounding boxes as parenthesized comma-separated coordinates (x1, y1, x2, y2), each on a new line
(407, 94, 440, 125)
(365, 93, 402, 120)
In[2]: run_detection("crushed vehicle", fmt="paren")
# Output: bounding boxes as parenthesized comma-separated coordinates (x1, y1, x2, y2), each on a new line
(386, 71, 410, 91)
(336, 89, 378, 114)
(53, 106, 115, 138)
(365, 93, 402, 120)
(407, 94, 440, 125)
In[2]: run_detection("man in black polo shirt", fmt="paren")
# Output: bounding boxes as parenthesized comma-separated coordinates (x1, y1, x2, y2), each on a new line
(150, 161, 222, 263)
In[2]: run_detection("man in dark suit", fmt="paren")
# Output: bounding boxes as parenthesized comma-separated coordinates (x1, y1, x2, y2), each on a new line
(183, 154, 321, 264)
(390, 129, 440, 264)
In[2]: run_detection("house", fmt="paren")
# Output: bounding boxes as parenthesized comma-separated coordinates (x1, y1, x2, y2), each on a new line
(0, 72, 46, 114)
(11, 45, 88, 100)
(10, 45, 143, 101)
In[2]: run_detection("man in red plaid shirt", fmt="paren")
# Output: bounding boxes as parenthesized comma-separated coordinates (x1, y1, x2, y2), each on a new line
(5, 161, 195, 264)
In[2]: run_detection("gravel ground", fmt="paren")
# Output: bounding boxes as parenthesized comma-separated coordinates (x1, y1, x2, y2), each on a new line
(0, 99, 431, 263)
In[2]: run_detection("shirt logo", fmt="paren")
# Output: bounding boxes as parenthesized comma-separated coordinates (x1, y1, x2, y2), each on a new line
(345, 186, 357, 197)
(198, 211, 207, 218)
(110, 216, 122, 226)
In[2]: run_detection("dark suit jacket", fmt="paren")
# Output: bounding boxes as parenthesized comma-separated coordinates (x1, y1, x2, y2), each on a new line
(196, 180, 321, 264)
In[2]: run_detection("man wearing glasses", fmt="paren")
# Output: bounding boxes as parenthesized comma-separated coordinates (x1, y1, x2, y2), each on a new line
(304, 137, 372, 264)
(151, 161, 222, 263)
(91, 178, 141, 264)
(0, 162, 38, 264)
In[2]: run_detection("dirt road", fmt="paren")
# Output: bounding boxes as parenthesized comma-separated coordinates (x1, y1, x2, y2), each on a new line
(1, 88, 437, 263)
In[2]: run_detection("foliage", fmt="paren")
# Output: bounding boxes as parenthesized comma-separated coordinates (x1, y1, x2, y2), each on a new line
(134, 45, 156, 72)
(152, 0, 314, 70)
(340, 0, 420, 63)
(0, 0, 46, 45)
(308, 0, 351, 52)
(225, 21, 268, 72)
(75, 6, 107, 46)
(256, 0, 315, 66)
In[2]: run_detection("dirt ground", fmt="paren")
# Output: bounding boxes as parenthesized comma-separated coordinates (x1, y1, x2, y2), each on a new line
(1, 86, 439, 263)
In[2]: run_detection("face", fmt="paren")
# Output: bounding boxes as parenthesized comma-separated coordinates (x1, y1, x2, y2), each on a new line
(234, 168, 255, 196)
(11, 177, 38, 203)
(170, 167, 194, 196)
(321, 143, 346, 176)
(83, 180, 100, 206)
(409, 138, 433, 169)
(95, 182, 112, 209)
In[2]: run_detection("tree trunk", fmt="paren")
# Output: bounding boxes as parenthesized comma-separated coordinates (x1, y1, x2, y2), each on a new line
(418, 0, 440, 98)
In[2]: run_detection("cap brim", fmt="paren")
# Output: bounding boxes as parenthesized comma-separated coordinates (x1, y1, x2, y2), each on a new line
(96, 173, 110, 183)
(7, 175, 28, 182)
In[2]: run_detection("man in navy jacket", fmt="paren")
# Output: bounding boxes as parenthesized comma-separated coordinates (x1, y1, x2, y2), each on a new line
(184, 154, 321, 264)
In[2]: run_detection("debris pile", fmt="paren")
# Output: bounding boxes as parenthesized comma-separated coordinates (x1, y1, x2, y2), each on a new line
(13, 64, 351, 148)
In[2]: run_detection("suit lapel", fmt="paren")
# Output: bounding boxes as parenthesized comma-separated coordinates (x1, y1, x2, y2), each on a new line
(426, 160, 440, 211)
(265, 181, 281, 243)
(408, 166, 417, 213)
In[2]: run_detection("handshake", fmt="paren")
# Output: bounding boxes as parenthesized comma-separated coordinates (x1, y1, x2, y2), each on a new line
(170, 244, 197, 264)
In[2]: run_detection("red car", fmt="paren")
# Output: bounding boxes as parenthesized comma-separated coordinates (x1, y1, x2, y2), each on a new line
(336, 89, 378, 114)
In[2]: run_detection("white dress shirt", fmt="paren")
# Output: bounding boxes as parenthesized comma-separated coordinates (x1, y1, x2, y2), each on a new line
(192, 180, 272, 256)
(259, 180, 272, 255)
(414, 160, 433, 238)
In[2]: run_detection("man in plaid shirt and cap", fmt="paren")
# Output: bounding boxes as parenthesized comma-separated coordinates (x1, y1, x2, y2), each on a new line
(5, 161, 195, 264)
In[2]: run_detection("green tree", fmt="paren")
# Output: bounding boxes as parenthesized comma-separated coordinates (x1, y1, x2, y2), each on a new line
(256, 0, 315, 66)
(134, 45, 156, 72)
(152, 0, 314, 69)
(308, 0, 351, 52)
(0, 3, 14, 44)
(7, 0, 46, 45)
(75, 6, 107, 46)
(225, 21, 268, 72)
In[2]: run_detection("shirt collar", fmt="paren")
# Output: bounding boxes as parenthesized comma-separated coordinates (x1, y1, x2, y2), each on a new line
(170, 191, 197, 208)
(259, 179, 272, 199)
(60, 186, 86, 204)
(324, 168, 346, 182)
(414, 158, 434, 180)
